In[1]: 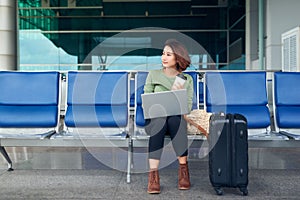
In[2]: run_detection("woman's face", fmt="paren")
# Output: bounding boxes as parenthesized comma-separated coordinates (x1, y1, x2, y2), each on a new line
(161, 45, 177, 69)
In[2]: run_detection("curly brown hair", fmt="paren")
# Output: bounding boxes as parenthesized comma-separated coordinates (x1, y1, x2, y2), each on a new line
(164, 39, 191, 72)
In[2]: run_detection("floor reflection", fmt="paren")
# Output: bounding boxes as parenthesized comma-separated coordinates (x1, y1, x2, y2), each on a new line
(1, 147, 300, 170)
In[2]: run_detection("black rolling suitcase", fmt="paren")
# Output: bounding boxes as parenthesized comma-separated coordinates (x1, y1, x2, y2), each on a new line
(208, 113, 248, 196)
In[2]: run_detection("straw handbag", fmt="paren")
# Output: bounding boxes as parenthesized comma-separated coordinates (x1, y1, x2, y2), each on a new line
(185, 109, 212, 138)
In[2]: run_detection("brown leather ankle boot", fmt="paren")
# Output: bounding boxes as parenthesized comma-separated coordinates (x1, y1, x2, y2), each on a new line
(147, 169, 160, 194)
(178, 163, 191, 190)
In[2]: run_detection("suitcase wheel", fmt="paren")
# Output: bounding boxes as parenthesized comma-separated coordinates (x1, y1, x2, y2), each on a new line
(214, 187, 223, 195)
(239, 187, 248, 196)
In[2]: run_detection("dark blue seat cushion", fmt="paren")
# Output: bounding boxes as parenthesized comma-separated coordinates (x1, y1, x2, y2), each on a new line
(0, 105, 58, 127)
(276, 106, 300, 128)
(0, 71, 60, 128)
(207, 105, 270, 129)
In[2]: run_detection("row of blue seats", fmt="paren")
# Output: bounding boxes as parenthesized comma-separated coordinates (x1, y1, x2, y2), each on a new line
(0, 71, 130, 135)
(0, 70, 300, 183)
(133, 71, 300, 140)
(0, 71, 133, 181)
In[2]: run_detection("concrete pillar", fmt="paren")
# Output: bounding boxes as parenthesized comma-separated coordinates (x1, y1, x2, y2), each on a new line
(245, 0, 259, 70)
(0, 0, 17, 70)
(258, 0, 264, 70)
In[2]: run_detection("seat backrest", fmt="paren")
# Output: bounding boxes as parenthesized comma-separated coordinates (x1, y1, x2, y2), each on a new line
(273, 72, 300, 129)
(67, 71, 128, 106)
(0, 71, 60, 127)
(65, 71, 129, 127)
(130, 78, 135, 107)
(205, 71, 270, 129)
(206, 72, 268, 106)
(135, 71, 148, 127)
(274, 72, 300, 106)
(199, 81, 204, 105)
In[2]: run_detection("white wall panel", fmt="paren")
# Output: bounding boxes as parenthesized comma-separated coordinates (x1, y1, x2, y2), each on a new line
(0, 0, 16, 70)
(265, 0, 300, 70)
(0, 31, 15, 55)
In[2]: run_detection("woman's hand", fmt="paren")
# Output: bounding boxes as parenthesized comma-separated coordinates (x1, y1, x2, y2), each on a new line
(183, 114, 189, 121)
(172, 75, 186, 90)
(171, 82, 184, 90)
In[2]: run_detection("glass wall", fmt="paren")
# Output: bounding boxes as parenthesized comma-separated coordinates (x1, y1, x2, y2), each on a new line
(18, 0, 245, 71)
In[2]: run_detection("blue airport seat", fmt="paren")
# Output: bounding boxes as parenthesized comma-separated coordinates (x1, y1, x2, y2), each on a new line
(133, 71, 199, 137)
(63, 71, 130, 136)
(62, 71, 131, 183)
(0, 71, 60, 170)
(273, 72, 300, 140)
(131, 71, 204, 176)
(205, 71, 286, 139)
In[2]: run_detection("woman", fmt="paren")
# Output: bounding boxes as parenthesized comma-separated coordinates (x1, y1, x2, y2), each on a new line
(144, 39, 194, 194)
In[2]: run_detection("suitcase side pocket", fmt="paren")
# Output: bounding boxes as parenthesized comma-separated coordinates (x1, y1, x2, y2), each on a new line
(209, 113, 231, 187)
(233, 114, 249, 188)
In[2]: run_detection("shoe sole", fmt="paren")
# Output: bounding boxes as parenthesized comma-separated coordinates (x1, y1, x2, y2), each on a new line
(178, 187, 190, 190)
(147, 190, 161, 194)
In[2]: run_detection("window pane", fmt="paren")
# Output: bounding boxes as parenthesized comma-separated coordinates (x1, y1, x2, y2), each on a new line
(18, 0, 245, 71)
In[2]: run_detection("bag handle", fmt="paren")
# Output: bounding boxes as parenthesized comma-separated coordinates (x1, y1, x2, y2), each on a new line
(184, 116, 208, 138)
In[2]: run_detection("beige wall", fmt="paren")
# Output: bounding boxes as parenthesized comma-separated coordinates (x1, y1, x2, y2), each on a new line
(0, 0, 17, 70)
(265, 0, 300, 71)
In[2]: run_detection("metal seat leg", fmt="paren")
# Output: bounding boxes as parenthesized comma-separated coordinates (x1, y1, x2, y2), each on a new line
(0, 146, 14, 171)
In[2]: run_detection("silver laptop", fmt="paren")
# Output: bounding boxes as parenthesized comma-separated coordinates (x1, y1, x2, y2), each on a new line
(141, 89, 189, 119)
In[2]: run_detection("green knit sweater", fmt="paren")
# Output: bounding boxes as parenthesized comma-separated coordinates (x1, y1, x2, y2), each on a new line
(143, 69, 194, 112)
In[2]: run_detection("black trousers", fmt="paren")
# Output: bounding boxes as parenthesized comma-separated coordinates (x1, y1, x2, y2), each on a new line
(145, 115, 188, 160)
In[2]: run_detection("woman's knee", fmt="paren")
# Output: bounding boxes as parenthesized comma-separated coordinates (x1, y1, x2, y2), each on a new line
(145, 117, 167, 137)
